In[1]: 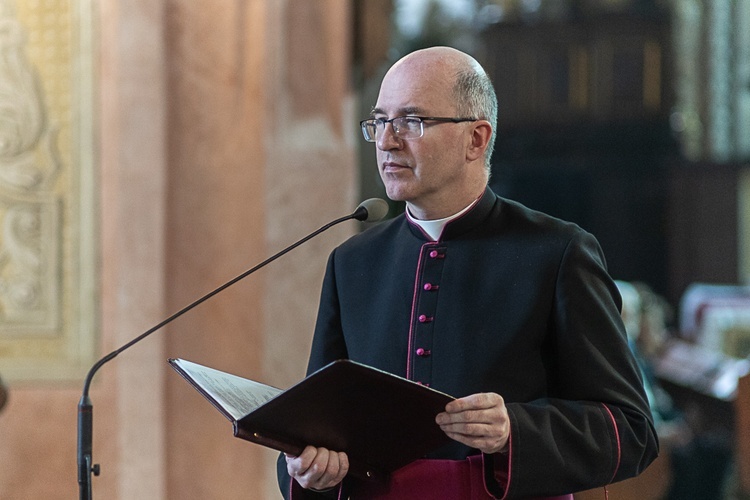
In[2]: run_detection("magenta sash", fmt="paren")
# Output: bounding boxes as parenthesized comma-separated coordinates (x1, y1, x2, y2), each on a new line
(348, 456, 574, 500)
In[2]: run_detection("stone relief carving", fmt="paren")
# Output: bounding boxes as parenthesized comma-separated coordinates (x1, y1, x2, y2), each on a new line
(0, 0, 61, 332)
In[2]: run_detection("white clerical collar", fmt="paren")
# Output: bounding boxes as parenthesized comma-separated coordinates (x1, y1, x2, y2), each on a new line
(406, 198, 480, 241)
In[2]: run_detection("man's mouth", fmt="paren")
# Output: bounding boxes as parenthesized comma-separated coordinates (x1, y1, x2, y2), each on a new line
(382, 161, 410, 172)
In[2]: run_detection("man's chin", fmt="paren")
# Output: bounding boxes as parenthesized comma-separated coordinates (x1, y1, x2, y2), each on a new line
(383, 190, 409, 203)
(382, 182, 414, 202)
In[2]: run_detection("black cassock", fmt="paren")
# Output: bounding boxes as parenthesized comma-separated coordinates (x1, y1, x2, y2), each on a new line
(278, 187, 658, 499)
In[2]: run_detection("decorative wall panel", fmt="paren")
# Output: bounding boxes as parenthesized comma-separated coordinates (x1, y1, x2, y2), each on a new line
(0, 0, 96, 381)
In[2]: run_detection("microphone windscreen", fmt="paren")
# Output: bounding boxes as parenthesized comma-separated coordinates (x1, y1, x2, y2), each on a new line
(356, 198, 389, 222)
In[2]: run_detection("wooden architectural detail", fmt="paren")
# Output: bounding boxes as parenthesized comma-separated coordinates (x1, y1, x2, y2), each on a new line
(481, 14, 669, 128)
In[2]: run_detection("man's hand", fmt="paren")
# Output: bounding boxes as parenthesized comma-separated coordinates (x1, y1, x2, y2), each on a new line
(436, 392, 510, 454)
(285, 445, 349, 491)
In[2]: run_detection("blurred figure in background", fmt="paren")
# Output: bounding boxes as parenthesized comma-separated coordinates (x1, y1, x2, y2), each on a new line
(616, 281, 734, 500)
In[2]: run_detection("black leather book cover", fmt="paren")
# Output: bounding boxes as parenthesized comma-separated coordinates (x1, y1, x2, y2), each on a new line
(171, 358, 453, 481)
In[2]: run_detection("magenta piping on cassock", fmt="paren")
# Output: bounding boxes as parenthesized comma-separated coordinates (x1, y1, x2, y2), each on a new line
(601, 403, 622, 482)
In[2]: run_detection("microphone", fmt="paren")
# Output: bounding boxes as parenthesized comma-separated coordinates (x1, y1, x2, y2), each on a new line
(77, 198, 388, 500)
(352, 197, 389, 222)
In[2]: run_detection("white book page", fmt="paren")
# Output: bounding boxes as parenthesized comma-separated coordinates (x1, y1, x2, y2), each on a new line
(173, 359, 283, 420)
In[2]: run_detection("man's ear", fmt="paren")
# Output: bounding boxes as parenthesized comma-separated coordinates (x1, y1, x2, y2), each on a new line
(466, 121, 493, 162)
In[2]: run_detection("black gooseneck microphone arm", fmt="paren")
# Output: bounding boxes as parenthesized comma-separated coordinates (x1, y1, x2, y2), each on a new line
(77, 199, 388, 500)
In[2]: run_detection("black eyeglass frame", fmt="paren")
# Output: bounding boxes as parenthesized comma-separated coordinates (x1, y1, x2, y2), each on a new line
(360, 116, 478, 142)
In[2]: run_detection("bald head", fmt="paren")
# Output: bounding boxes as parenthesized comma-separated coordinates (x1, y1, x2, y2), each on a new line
(389, 46, 484, 76)
(384, 47, 498, 172)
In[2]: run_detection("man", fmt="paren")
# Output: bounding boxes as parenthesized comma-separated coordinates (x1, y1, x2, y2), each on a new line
(278, 46, 658, 499)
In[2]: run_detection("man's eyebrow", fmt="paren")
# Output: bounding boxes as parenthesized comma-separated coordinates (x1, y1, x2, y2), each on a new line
(369, 106, 424, 117)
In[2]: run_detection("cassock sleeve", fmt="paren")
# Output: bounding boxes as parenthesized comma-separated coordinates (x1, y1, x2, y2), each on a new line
(490, 231, 659, 498)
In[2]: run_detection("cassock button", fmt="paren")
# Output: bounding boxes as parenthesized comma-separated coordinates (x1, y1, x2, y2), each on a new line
(418, 314, 433, 323)
(416, 348, 431, 357)
(423, 283, 439, 291)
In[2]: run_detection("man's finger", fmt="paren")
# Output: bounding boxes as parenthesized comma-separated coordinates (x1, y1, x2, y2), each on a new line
(445, 393, 503, 413)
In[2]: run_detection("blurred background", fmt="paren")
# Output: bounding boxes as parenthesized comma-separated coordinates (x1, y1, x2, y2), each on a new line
(0, 0, 749, 498)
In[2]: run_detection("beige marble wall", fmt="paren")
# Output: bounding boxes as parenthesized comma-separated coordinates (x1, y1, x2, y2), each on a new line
(163, 1, 269, 498)
(0, 0, 357, 498)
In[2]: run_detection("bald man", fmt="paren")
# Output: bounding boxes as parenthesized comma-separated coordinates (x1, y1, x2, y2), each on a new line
(278, 46, 658, 499)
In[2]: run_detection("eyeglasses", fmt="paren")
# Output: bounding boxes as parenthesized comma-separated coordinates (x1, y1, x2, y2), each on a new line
(360, 116, 477, 142)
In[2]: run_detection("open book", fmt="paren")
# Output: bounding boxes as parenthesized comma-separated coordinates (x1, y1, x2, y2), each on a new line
(169, 358, 454, 480)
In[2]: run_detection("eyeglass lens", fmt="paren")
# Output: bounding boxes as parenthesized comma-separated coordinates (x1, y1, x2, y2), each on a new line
(362, 117, 423, 142)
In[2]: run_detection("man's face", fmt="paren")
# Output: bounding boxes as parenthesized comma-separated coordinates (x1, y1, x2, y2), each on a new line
(372, 58, 471, 218)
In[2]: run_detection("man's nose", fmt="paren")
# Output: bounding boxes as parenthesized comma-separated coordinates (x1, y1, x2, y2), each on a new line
(377, 122, 402, 150)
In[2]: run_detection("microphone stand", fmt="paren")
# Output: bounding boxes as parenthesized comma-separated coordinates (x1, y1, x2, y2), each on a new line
(77, 203, 376, 499)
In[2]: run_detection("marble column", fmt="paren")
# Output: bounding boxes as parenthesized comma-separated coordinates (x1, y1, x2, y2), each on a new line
(0, 0, 357, 498)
